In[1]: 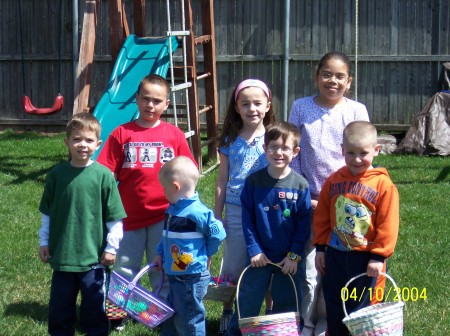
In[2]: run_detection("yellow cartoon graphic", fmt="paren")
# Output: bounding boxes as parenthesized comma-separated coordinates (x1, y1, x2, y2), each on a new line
(170, 244, 194, 271)
(334, 195, 371, 249)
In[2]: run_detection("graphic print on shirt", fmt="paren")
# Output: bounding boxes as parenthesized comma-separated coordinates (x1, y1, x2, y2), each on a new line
(160, 147, 175, 163)
(170, 244, 194, 272)
(330, 195, 371, 250)
(140, 147, 157, 163)
(125, 146, 136, 163)
(122, 142, 174, 168)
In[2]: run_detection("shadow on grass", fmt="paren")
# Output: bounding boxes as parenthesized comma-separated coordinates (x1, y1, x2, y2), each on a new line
(435, 166, 450, 182)
(3, 301, 47, 322)
(0, 130, 66, 185)
(380, 163, 450, 185)
(3, 301, 95, 334)
(0, 155, 66, 185)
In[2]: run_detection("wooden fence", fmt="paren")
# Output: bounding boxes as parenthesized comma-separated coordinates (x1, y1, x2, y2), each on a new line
(0, 0, 449, 131)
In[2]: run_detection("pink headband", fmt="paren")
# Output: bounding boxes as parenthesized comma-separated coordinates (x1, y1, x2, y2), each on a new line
(234, 79, 270, 101)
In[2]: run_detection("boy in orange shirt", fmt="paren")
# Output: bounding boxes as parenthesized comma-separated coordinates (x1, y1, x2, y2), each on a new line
(313, 121, 399, 335)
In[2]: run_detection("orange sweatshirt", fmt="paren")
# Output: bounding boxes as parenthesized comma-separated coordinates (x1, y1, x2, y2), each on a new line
(313, 166, 399, 261)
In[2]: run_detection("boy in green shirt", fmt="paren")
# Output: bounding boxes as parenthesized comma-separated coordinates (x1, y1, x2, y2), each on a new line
(38, 112, 126, 335)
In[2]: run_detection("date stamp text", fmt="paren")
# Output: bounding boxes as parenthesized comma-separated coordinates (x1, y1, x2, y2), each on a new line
(341, 286, 427, 302)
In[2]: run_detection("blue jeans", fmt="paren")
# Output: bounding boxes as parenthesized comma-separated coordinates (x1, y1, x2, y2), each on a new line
(48, 268, 109, 336)
(160, 271, 210, 336)
(226, 262, 305, 336)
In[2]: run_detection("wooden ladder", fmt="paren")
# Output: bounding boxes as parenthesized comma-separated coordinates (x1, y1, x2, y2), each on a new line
(170, 0, 219, 172)
(74, 0, 219, 172)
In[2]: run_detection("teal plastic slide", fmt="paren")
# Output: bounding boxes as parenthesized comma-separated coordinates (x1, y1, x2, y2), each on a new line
(92, 34, 178, 160)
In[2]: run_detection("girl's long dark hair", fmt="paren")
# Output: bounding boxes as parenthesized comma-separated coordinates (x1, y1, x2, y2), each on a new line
(219, 86, 275, 148)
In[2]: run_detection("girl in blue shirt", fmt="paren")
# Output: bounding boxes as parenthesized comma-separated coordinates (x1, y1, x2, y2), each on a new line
(214, 79, 275, 334)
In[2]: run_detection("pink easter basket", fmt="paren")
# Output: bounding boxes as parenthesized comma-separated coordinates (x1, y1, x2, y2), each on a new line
(237, 263, 301, 336)
(108, 263, 174, 329)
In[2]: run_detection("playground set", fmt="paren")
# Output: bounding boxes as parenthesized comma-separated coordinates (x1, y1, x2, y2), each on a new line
(21, 0, 219, 171)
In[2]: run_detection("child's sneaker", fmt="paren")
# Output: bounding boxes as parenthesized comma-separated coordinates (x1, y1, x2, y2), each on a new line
(110, 316, 129, 332)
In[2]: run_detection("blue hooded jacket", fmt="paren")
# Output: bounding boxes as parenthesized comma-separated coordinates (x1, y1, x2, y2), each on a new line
(156, 192, 226, 275)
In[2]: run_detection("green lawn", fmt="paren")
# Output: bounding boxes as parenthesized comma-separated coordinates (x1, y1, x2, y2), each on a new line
(0, 130, 448, 335)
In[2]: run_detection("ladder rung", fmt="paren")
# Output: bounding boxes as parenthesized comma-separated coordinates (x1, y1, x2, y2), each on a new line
(170, 70, 211, 81)
(171, 82, 192, 92)
(161, 113, 188, 118)
(199, 105, 213, 115)
(171, 66, 194, 79)
(169, 104, 209, 112)
(195, 35, 211, 45)
(168, 103, 188, 109)
(197, 72, 211, 80)
(185, 130, 195, 139)
(167, 30, 190, 36)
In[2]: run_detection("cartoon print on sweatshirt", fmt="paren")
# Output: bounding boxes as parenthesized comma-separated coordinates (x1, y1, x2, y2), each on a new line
(331, 195, 371, 250)
(170, 244, 194, 271)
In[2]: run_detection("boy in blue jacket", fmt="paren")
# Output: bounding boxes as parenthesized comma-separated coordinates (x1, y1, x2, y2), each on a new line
(153, 156, 226, 335)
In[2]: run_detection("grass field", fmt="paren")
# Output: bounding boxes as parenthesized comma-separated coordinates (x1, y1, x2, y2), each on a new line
(0, 130, 448, 335)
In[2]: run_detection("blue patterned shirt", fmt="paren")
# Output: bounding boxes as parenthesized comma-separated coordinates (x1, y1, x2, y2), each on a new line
(219, 135, 269, 206)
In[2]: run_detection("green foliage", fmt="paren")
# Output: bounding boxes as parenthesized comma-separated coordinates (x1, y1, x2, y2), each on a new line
(0, 131, 448, 335)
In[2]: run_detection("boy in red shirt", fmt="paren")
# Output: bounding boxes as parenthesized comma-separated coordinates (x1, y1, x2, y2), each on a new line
(97, 74, 196, 318)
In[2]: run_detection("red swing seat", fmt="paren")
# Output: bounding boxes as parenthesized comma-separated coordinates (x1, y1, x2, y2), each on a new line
(23, 94, 64, 115)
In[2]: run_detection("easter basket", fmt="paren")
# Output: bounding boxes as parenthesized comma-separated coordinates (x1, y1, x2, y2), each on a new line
(105, 299, 127, 320)
(204, 259, 237, 302)
(342, 272, 404, 336)
(108, 263, 174, 329)
(204, 280, 237, 302)
(237, 263, 301, 336)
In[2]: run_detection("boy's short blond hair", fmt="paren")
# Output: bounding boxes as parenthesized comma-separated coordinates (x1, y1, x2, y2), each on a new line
(159, 156, 199, 188)
(343, 121, 378, 146)
(66, 112, 101, 139)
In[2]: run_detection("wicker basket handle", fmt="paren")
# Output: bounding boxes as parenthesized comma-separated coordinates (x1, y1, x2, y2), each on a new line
(236, 262, 300, 320)
(341, 272, 402, 318)
(127, 263, 165, 296)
